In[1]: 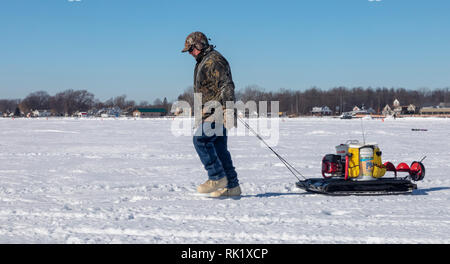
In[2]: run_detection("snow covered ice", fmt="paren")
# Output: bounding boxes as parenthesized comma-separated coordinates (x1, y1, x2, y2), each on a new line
(0, 117, 449, 243)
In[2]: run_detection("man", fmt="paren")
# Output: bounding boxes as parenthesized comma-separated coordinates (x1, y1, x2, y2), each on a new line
(182, 31, 241, 198)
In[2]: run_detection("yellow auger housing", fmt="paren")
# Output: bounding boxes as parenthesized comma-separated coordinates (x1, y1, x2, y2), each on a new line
(335, 141, 386, 180)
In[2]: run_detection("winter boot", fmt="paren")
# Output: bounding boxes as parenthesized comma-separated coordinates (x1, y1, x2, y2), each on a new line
(197, 177, 228, 194)
(210, 185, 242, 198)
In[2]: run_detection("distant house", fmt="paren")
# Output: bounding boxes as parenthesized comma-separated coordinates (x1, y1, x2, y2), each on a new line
(401, 104, 417, 115)
(31, 110, 51, 117)
(392, 99, 402, 115)
(311, 106, 332, 116)
(351, 105, 376, 116)
(133, 108, 167, 118)
(393, 99, 400, 108)
(75, 111, 88, 118)
(420, 106, 450, 115)
(96, 107, 122, 118)
(382, 104, 393, 116)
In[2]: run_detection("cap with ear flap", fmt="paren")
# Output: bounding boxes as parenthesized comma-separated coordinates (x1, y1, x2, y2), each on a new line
(182, 31, 209, 53)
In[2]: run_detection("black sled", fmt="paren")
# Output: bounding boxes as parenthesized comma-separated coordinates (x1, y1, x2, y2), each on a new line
(296, 141, 426, 196)
(296, 177, 418, 196)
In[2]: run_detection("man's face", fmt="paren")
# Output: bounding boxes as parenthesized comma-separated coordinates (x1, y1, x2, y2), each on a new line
(189, 47, 201, 58)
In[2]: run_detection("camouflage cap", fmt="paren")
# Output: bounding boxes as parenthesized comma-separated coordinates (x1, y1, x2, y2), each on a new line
(182, 31, 209, 53)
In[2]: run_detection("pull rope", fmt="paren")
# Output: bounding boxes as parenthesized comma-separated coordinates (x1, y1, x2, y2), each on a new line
(237, 116, 307, 181)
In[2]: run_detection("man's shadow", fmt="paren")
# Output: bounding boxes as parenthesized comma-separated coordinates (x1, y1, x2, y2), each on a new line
(212, 192, 311, 200)
(239, 192, 313, 199)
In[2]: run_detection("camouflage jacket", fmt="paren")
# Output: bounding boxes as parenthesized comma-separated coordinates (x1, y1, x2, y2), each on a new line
(194, 45, 235, 122)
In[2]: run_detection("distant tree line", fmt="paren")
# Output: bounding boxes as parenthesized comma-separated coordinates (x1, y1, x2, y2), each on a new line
(1, 86, 449, 116)
(234, 86, 449, 115)
(0, 89, 171, 116)
(177, 85, 449, 115)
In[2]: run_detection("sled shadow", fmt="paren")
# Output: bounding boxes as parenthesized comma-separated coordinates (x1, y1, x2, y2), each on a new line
(413, 186, 450, 195)
(242, 192, 313, 199)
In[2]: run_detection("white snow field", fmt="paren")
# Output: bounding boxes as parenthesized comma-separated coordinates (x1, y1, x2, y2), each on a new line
(0, 117, 449, 244)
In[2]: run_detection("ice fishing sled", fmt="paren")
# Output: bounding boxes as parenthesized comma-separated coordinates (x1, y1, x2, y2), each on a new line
(296, 141, 425, 196)
(296, 177, 418, 196)
(238, 117, 425, 196)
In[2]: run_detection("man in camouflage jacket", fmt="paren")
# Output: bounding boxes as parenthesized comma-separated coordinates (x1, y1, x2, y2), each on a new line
(182, 32, 241, 198)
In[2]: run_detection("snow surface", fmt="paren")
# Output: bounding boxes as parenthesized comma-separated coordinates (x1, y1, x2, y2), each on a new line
(0, 117, 449, 243)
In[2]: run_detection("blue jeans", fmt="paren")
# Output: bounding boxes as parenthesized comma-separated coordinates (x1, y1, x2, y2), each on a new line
(193, 122, 239, 189)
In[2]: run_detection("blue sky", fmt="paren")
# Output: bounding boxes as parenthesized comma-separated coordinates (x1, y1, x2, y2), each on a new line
(1, 0, 449, 103)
